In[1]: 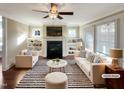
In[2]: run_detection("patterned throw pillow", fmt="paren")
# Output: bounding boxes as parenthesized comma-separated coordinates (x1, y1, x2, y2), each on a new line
(93, 55, 102, 63)
(86, 52, 95, 63)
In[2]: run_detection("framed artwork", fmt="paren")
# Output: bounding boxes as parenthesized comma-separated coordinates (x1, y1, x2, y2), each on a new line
(32, 28, 41, 38)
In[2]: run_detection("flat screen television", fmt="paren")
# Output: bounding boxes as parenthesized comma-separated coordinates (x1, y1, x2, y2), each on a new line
(46, 27, 62, 36)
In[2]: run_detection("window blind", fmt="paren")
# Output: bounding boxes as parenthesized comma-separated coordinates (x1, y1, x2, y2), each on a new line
(95, 21, 116, 55)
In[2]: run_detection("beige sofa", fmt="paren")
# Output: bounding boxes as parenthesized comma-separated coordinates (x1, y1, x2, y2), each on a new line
(75, 50, 106, 87)
(15, 50, 39, 68)
(15, 55, 38, 68)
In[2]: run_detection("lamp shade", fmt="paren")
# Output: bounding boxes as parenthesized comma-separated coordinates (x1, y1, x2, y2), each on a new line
(109, 48, 123, 58)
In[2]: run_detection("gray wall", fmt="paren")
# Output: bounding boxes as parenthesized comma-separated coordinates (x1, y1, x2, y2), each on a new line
(2, 17, 29, 71)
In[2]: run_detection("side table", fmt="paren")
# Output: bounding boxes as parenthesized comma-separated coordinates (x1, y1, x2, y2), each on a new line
(105, 65, 124, 88)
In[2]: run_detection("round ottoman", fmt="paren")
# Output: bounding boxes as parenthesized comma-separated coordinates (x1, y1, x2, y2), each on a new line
(45, 72, 68, 89)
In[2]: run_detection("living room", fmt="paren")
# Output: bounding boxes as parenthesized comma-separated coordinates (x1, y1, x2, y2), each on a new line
(0, 2, 124, 91)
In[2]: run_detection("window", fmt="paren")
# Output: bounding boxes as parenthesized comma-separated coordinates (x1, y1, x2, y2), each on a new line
(95, 21, 116, 55)
(68, 27, 77, 38)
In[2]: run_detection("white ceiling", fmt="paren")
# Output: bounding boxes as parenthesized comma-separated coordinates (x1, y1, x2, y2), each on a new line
(0, 3, 124, 26)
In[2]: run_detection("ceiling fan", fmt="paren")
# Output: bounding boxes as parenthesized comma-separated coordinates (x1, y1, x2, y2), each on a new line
(32, 3, 74, 20)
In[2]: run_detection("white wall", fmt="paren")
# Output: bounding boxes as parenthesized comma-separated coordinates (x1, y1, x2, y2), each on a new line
(80, 11, 124, 55)
(2, 17, 29, 71)
(28, 25, 43, 39)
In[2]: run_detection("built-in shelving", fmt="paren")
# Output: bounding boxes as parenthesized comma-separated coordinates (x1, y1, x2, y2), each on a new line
(67, 38, 82, 55)
(27, 38, 42, 51)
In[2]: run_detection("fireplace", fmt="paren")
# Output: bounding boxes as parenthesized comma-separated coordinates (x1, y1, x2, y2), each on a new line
(47, 41, 63, 59)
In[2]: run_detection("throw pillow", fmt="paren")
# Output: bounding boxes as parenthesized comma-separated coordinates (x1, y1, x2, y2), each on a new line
(86, 52, 95, 63)
(93, 55, 102, 63)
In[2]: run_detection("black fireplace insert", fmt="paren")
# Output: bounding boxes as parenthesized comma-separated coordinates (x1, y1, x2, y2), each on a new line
(47, 41, 63, 59)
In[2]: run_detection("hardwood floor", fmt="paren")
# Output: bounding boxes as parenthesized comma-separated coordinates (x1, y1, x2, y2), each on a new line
(0, 57, 29, 89)
(1, 67, 28, 89)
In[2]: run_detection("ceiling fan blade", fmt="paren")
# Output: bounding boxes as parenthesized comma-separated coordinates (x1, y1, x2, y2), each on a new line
(59, 12, 73, 15)
(32, 10, 48, 13)
(57, 15, 63, 20)
(43, 15, 49, 18)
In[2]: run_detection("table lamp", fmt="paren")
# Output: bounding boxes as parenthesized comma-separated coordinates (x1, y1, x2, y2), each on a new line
(109, 48, 123, 68)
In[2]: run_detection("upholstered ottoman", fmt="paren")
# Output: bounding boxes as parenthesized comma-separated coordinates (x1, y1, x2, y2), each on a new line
(45, 72, 68, 89)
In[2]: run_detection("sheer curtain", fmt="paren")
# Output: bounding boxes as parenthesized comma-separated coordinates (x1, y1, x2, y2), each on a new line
(95, 21, 116, 55)
(83, 25, 94, 51)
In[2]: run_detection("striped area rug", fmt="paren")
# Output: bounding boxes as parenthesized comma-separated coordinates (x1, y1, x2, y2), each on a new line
(16, 59, 93, 88)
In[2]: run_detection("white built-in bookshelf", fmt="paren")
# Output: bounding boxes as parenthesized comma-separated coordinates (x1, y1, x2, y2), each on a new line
(67, 38, 83, 55)
(27, 38, 42, 51)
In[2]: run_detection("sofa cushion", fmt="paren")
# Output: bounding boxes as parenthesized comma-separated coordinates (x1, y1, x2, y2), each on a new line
(77, 59, 91, 79)
(82, 60, 91, 72)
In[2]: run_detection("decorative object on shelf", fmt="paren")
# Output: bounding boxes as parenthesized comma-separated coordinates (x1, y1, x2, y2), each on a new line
(67, 38, 83, 56)
(27, 38, 42, 51)
(109, 48, 123, 68)
(52, 58, 60, 65)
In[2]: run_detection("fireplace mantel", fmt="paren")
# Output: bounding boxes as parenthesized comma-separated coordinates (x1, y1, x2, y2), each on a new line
(44, 37, 65, 41)
(41, 25, 67, 57)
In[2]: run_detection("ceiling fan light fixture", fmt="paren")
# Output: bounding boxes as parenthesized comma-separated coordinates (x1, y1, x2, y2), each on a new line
(48, 12, 58, 19)
(32, 3, 73, 20)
